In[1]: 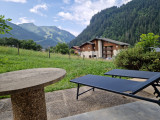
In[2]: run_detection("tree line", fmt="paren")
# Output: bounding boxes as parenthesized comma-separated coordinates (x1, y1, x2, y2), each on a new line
(0, 37, 42, 51)
(45, 42, 74, 55)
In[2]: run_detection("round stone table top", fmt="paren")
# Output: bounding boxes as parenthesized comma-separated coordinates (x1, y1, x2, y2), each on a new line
(0, 68, 66, 96)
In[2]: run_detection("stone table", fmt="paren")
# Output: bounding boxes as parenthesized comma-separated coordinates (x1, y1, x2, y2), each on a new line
(0, 68, 66, 120)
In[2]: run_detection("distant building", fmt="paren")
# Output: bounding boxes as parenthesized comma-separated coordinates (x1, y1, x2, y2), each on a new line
(150, 47, 160, 52)
(79, 38, 130, 59)
(154, 48, 160, 52)
(71, 46, 80, 54)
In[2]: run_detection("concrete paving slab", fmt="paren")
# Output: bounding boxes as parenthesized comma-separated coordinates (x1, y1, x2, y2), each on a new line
(59, 101, 160, 120)
(0, 86, 156, 120)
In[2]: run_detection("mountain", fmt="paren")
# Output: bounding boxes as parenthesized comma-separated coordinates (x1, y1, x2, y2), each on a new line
(0, 22, 43, 41)
(0, 22, 75, 48)
(19, 23, 75, 48)
(69, 0, 160, 47)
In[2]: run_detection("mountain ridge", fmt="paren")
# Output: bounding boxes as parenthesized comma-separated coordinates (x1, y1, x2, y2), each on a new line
(0, 22, 75, 48)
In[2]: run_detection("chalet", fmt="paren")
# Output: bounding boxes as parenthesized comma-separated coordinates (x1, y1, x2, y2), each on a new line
(80, 38, 130, 59)
(71, 46, 80, 54)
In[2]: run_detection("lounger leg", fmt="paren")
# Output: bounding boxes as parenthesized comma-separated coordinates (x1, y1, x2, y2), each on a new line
(76, 85, 95, 100)
(77, 84, 80, 100)
(112, 75, 115, 78)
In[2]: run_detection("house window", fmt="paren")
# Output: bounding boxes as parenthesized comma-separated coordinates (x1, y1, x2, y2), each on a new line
(94, 47, 95, 49)
(83, 48, 84, 50)
(116, 46, 118, 48)
(88, 47, 90, 49)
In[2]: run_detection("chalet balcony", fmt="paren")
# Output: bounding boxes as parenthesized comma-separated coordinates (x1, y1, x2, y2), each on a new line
(106, 48, 113, 50)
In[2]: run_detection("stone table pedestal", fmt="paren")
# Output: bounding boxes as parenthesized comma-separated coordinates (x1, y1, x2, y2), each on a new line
(0, 68, 66, 120)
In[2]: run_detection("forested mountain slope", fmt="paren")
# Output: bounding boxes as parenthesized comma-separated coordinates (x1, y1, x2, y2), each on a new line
(69, 0, 160, 46)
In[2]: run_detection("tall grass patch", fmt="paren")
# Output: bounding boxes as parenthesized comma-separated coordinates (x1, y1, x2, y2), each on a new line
(0, 46, 116, 97)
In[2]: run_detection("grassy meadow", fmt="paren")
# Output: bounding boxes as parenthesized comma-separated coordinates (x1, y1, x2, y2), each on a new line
(0, 46, 116, 98)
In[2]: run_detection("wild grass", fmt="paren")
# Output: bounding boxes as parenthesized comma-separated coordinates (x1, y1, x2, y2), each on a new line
(0, 46, 116, 98)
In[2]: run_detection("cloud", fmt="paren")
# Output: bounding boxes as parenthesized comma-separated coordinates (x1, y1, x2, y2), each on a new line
(67, 30, 80, 36)
(58, 0, 132, 26)
(58, 12, 73, 20)
(30, 3, 48, 16)
(2, 0, 27, 3)
(63, 0, 70, 4)
(74, 0, 86, 4)
(53, 17, 59, 22)
(122, 0, 132, 4)
(16, 17, 35, 24)
(63, 28, 80, 36)
(57, 26, 79, 36)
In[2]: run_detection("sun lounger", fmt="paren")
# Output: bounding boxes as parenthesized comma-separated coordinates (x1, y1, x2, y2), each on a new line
(70, 73, 160, 105)
(104, 69, 159, 79)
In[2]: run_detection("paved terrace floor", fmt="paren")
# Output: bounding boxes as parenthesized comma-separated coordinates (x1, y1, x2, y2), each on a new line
(0, 86, 157, 120)
(60, 101, 160, 120)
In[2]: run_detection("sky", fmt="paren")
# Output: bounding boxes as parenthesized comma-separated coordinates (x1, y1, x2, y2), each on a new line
(0, 0, 132, 36)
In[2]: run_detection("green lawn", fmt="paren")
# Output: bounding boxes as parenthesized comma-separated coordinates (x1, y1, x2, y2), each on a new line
(0, 46, 116, 98)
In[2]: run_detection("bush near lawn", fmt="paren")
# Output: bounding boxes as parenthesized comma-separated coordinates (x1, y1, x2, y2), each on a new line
(114, 47, 160, 72)
(114, 33, 160, 72)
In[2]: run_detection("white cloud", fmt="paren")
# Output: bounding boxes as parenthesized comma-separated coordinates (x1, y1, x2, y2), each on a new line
(3, 0, 27, 3)
(58, 26, 62, 29)
(54, 19, 58, 22)
(63, 0, 70, 4)
(74, 0, 86, 4)
(30, 3, 48, 16)
(68, 30, 80, 36)
(57, 26, 80, 36)
(122, 0, 132, 4)
(64, 28, 80, 36)
(16, 17, 35, 24)
(58, 0, 132, 26)
(58, 12, 73, 20)
(53, 17, 58, 22)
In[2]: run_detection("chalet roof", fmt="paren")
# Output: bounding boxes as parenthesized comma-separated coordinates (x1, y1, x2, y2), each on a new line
(91, 38, 130, 46)
(79, 41, 95, 47)
(71, 46, 80, 50)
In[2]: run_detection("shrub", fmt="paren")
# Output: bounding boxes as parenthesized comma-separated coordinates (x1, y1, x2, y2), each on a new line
(0, 15, 12, 34)
(135, 33, 160, 52)
(53, 42, 69, 54)
(115, 33, 160, 72)
(114, 47, 160, 72)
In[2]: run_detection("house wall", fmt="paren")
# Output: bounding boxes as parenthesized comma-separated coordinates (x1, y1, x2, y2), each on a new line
(80, 44, 94, 52)
(103, 41, 121, 50)
(80, 39, 129, 59)
(91, 39, 98, 51)
(102, 41, 128, 58)
(71, 48, 79, 54)
(81, 51, 98, 58)
(113, 49, 120, 56)
(98, 40, 102, 58)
